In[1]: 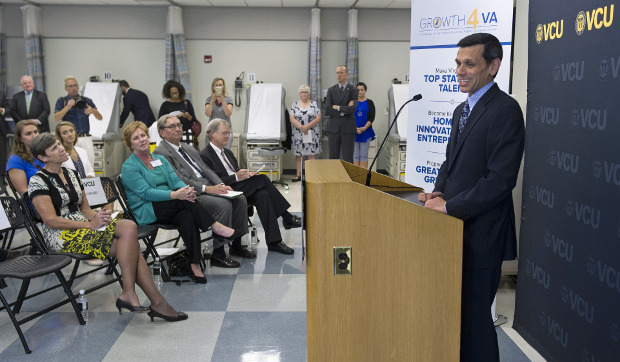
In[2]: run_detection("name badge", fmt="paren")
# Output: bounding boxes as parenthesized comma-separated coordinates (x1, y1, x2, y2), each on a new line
(150, 159, 163, 167)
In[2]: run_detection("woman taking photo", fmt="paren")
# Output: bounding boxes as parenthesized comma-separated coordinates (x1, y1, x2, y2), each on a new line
(121, 121, 234, 283)
(6, 120, 43, 195)
(289, 84, 321, 182)
(353, 82, 376, 169)
(204, 77, 233, 148)
(158, 80, 198, 146)
(28, 133, 187, 322)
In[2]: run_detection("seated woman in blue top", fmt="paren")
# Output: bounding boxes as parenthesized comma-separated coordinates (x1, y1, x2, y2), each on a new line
(6, 120, 44, 195)
(121, 121, 234, 284)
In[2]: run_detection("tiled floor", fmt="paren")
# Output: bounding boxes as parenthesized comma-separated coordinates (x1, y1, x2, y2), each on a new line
(0, 176, 545, 361)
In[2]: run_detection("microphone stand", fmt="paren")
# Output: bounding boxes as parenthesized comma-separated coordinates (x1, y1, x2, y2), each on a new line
(366, 94, 422, 187)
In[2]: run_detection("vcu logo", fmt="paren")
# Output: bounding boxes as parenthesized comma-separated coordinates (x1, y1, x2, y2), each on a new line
(576, 5, 614, 35)
(536, 20, 564, 44)
(599, 56, 620, 80)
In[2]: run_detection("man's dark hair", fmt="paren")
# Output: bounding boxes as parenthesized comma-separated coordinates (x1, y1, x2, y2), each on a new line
(457, 33, 503, 64)
(118, 80, 130, 88)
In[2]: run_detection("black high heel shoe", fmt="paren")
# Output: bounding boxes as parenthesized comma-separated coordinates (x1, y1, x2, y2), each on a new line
(192, 273, 207, 284)
(147, 308, 188, 322)
(116, 298, 150, 315)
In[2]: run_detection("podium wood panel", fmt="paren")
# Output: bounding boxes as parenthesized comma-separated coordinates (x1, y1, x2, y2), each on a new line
(305, 160, 463, 361)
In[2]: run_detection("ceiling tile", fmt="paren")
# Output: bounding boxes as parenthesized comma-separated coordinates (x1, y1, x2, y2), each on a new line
(245, 0, 281, 7)
(208, 0, 248, 6)
(316, 0, 356, 8)
(175, 0, 213, 5)
(386, 0, 410, 9)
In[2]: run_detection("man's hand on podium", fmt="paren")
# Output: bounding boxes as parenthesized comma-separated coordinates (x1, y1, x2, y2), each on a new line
(418, 192, 447, 214)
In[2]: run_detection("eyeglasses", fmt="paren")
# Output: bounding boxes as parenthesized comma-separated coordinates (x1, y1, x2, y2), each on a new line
(217, 132, 231, 137)
(164, 123, 183, 129)
(66, 84, 79, 88)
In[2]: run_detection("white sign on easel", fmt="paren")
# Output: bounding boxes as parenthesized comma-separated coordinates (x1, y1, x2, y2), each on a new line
(83, 177, 108, 206)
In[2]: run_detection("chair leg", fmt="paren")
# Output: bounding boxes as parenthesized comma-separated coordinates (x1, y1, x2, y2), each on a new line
(67, 260, 81, 288)
(13, 279, 31, 314)
(0, 287, 32, 354)
(55, 270, 85, 325)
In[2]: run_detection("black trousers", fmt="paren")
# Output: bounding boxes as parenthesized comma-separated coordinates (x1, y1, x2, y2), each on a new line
(460, 265, 502, 362)
(152, 200, 214, 264)
(232, 174, 290, 244)
(327, 131, 355, 163)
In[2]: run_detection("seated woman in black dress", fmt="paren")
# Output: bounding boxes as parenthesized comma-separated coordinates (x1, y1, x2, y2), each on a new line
(28, 133, 187, 322)
(121, 121, 233, 283)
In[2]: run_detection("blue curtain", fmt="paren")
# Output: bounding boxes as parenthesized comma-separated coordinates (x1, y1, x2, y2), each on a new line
(165, 6, 192, 102)
(21, 5, 46, 93)
(308, 8, 321, 108)
(346, 9, 359, 86)
(0, 7, 6, 92)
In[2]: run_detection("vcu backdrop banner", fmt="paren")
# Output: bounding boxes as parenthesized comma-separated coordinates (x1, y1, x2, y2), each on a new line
(514, 1, 620, 361)
(406, 0, 514, 191)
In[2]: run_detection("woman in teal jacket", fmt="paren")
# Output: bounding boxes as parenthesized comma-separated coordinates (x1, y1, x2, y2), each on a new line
(122, 121, 233, 284)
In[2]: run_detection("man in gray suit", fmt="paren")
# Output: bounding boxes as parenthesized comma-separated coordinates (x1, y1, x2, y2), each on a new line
(324, 65, 359, 163)
(153, 114, 252, 268)
(11, 75, 51, 132)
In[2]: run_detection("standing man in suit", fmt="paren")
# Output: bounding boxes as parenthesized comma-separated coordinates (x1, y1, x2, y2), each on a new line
(119, 80, 156, 128)
(54, 76, 102, 165)
(153, 115, 250, 267)
(200, 119, 301, 255)
(324, 65, 359, 163)
(417, 33, 525, 362)
(0, 89, 10, 175)
(11, 75, 51, 132)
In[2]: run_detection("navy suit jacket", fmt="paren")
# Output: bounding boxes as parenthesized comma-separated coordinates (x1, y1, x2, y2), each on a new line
(324, 83, 358, 134)
(434, 83, 525, 269)
(11, 90, 51, 132)
(120, 88, 156, 127)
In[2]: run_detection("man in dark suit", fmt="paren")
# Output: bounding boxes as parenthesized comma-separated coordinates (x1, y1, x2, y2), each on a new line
(11, 75, 51, 132)
(0, 89, 11, 175)
(324, 65, 359, 163)
(200, 119, 301, 255)
(153, 114, 249, 268)
(119, 80, 156, 128)
(417, 33, 525, 362)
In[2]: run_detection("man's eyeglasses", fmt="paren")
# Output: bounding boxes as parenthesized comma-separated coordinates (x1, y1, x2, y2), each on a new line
(217, 132, 231, 137)
(164, 123, 183, 129)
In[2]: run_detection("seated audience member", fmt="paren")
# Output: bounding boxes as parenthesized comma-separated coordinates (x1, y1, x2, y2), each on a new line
(153, 114, 250, 265)
(11, 75, 51, 132)
(121, 121, 234, 283)
(28, 133, 187, 322)
(200, 119, 300, 255)
(56, 120, 111, 265)
(6, 120, 43, 195)
(56, 121, 94, 178)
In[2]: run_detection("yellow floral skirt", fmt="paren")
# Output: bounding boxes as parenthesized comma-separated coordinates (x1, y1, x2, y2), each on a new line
(59, 219, 119, 260)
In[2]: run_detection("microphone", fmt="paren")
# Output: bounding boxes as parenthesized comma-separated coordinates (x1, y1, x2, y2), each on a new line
(366, 94, 422, 187)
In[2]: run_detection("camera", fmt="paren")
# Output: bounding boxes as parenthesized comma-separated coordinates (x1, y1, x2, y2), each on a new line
(74, 96, 87, 108)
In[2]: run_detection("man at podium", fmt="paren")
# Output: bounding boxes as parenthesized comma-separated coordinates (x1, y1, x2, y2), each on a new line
(418, 33, 525, 362)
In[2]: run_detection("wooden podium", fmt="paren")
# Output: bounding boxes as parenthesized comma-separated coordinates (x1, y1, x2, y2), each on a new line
(304, 160, 463, 361)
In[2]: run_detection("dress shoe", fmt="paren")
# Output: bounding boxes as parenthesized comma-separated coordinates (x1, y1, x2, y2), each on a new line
(283, 216, 301, 230)
(267, 241, 294, 255)
(147, 309, 188, 322)
(211, 255, 241, 268)
(229, 245, 257, 259)
(291, 176, 301, 182)
(191, 272, 207, 284)
(116, 298, 150, 315)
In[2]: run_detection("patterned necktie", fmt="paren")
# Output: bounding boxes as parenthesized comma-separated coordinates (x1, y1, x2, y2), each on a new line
(178, 146, 213, 184)
(221, 150, 236, 174)
(26, 93, 32, 114)
(458, 99, 470, 133)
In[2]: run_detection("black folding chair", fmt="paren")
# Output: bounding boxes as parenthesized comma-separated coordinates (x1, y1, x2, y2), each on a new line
(0, 196, 85, 354)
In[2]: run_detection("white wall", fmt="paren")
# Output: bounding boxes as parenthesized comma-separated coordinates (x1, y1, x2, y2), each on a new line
(2, 3, 526, 174)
